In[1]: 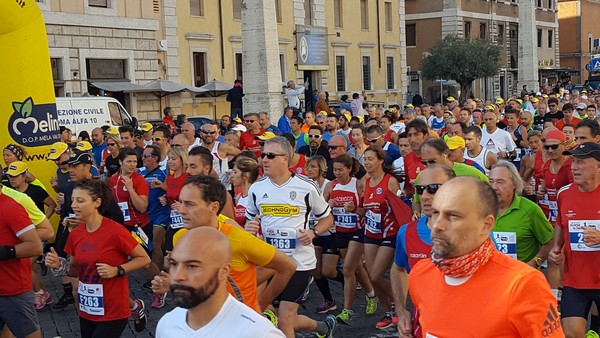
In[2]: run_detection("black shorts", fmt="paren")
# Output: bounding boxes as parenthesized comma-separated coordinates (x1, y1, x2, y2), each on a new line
(335, 229, 365, 250)
(274, 270, 313, 306)
(0, 291, 40, 337)
(364, 235, 397, 248)
(561, 286, 600, 319)
(313, 234, 339, 255)
(79, 317, 128, 338)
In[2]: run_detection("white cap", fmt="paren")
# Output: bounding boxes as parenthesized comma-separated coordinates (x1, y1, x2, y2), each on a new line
(232, 125, 247, 132)
(535, 92, 542, 96)
(576, 102, 587, 110)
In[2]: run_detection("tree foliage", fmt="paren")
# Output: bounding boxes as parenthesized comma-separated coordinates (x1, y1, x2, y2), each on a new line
(421, 35, 501, 100)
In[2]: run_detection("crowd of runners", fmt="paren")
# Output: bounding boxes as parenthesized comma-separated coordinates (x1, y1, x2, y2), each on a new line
(0, 88, 599, 337)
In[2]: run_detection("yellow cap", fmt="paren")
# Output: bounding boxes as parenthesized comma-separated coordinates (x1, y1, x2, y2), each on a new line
(357, 116, 365, 123)
(446, 96, 456, 102)
(342, 113, 352, 122)
(446, 136, 465, 150)
(47, 142, 70, 160)
(405, 104, 414, 108)
(495, 97, 505, 104)
(233, 117, 242, 123)
(140, 122, 153, 132)
(516, 99, 523, 104)
(532, 97, 539, 103)
(254, 132, 276, 141)
(76, 141, 92, 151)
(318, 111, 328, 116)
(543, 94, 549, 99)
(6, 161, 28, 176)
(106, 127, 119, 135)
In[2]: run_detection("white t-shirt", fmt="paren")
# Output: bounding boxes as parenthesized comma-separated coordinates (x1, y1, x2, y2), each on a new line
(246, 174, 331, 271)
(156, 295, 284, 338)
(188, 138, 203, 152)
(390, 122, 406, 134)
(480, 128, 517, 155)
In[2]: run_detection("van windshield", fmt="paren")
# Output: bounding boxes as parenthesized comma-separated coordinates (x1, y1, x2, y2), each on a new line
(108, 102, 131, 126)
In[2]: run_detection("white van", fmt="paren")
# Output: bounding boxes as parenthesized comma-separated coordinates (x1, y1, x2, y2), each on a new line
(55, 97, 137, 136)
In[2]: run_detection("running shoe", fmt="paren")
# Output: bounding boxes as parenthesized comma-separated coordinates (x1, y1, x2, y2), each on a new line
(375, 313, 395, 330)
(151, 292, 167, 309)
(262, 309, 278, 328)
(586, 330, 600, 338)
(365, 295, 378, 315)
(35, 290, 53, 310)
(131, 299, 147, 332)
(52, 293, 74, 310)
(336, 308, 354, 325)
(316, 300, 337, 314)
(316, 315, 337, 338)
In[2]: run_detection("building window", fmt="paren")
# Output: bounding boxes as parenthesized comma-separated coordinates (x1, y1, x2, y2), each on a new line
(279, 54, 286, 82)
(498, 24, 504, 44)
(537, 0, 542, 8)
(479, 23, 486, 39)
(89, 0, 108, 7)
(548, 29, 553, 48)
(548, 0, 553, 10)
(86, 59, 126, 80)
(386, 57, 395, 90)
(275, 0, 282, 23)
(362, 56, 371, 90)
(304, 0, 313, 25)
(193, 52, 207, 87)
(360, 0, 369, 30)
(464, 21, 471, 39)
(235, 53, 243, 81)
(233, 0, 241, 20)
(336, 56, 346, 92)
(385, 2, 392, 32)
(334, 0, 343, 28)
(406, 24, 416, 47)
(190, 0, 204, 16)
(537, 29, 542, 48)
(51, 58, 64, 97)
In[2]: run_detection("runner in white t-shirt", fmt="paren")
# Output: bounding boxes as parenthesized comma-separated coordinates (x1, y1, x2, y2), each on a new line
(481, 111, 517, 160)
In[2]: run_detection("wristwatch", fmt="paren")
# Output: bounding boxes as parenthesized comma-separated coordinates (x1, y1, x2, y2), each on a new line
(116, 265, 126, 277)
(312, 229, 319, 237)
(533, 257, 544, 269)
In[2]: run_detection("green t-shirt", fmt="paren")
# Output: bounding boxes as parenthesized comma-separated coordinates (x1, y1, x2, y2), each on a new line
(493, 195, 554, 262)
(2, 185, 46, 226)
(413, 162, 489, 204)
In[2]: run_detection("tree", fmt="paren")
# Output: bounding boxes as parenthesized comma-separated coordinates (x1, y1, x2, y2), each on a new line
(421, 35, 501, 102)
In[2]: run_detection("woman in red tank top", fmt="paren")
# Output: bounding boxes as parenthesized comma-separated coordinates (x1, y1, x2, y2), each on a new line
(362, 146, 400, 328)
(230, 156, 259, 227)
(323, 154, 376, 319)
(381, 115, 398, 144)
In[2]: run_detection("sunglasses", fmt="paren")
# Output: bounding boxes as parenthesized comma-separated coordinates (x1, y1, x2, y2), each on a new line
(152, 137, 165, 141)
(543, 144, 561, 150)
(171, 144, 183, 147)
(106, 143, 117, 146)
(308, 134, 321, 138)
(245, 119, 257, 123)
(549, 105, 556, 107)
(416, 184, 442, 195)
(328, 145, 343, 150)
(367, 136, 382, 143)
(142, 154, 156, 158)
(201, 130, 216, 134)
(260, 152, 287, 159)
(420, 159, 437, 166)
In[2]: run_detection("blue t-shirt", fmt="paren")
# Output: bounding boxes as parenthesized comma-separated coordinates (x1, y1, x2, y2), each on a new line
(91, 143, 106, 168)
(138, 166, 171, 226)
(383, 142, 401, 168)
(394, 216, 431, 273)
(278, 116, 291, 135)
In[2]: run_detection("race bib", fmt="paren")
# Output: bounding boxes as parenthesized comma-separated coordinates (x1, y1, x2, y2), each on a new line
(170, 210, 184, 229)
(365, 210, 382, 233)
(548, 201, 558, 222)
(333, 207, 358, 229)
(264, 227, 297, 255)
(78, 282, 104, 316)
(492, 231, 517, 259)
(118, 202, 131, 222)
(514, 148, 522, 162)
(568, 220, 600, 252)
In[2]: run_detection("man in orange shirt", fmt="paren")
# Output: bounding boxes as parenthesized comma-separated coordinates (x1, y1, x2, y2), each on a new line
(556, 103, 581, 130)
(408, 177, 563, 338)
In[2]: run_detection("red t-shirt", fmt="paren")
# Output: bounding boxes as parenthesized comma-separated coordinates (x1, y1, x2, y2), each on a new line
(404, 151, 425, 192)
(556, 183, 600, 289)
(363, 174, 398, 239)
(555, 117, 581, 130)
(166, 173, 188, 204)
(289, 154, 308, 176)
(65, 217, 138, 321)
(239, 129, 266, 157)
(162, 116, 177, 131)
(109, 172, 150, 227)
(542, 158, 573, 224)
(0, 195, 35, 296)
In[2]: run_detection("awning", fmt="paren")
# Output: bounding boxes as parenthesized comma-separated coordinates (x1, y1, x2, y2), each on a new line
(90, 81, 146, 92)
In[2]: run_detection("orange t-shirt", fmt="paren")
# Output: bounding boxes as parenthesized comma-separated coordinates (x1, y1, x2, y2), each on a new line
(409, 250, 563, 338)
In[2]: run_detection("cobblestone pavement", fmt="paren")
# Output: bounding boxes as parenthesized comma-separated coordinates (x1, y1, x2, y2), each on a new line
(38, 268, 406, 338)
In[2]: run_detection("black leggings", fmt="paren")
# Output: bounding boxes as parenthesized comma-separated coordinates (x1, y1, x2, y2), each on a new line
(80, 317, 128, 338)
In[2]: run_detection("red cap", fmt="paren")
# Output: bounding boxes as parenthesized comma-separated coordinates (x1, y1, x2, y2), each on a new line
(546, 130, 566, 142)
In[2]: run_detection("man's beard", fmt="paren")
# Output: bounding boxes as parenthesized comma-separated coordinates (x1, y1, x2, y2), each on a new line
(170, 269, 220, 309)
(431, 233, 454, 259)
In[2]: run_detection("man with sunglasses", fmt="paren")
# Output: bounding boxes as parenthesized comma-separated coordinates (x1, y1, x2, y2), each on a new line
(199, 121, 241, 188)
(245, 137, 336, 338)
(324, 135, 366, 181)
(298, 125, 330, 161)
(391, 165, 456, 337)
(152, 126, 171, 171)
(366, 125, 400, 168)
(240, 113, 267, 157)
(546, 98, 564, 124)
